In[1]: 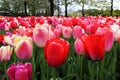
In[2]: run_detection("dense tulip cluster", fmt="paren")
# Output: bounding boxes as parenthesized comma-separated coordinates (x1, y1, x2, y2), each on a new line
(0, 16, 119, 80)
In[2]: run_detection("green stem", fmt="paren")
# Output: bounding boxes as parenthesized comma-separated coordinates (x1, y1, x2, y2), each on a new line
(77, 55, 83, 79)
(52, 68, 57, 80)
(32, 53, 36, 80)
(100, 59, 104, 80)
(96, 61, 99, 80)
(88, 60, 94, 80)
(40, 48, 46, 80)
(40, 63, 46, 80)
(2, 62, 8, 80)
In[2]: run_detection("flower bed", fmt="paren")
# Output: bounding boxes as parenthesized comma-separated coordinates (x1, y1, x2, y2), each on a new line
(0, 16, 120, 80)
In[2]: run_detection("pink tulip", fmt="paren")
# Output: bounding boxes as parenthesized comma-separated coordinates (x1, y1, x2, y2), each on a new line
(110, 23, 120, 42)
(62, 26, 72, 38)
(74, 38, 84, 55)
(14, 36, 33, 60)
(33, 23, 49, 47)
(0, 46, 13, 61)
(33, 23, 54, 47)
(7, 62, 32, 80)
(72, 26, 84, 38)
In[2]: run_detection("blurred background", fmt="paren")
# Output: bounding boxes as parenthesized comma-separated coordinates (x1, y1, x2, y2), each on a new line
(0, 0, 120, 17)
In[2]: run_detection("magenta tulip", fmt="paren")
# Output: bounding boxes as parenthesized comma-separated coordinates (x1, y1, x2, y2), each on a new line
(7, 62, 32, 80)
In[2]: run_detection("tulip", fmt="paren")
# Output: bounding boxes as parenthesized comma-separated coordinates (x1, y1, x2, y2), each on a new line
(110, 23, 120, 42)
(62, 26, 72, 38)
(10, 20, 19, 29)
(72, 26, 84, 39)
(74, 38, 84, 55)
(0, 21, 6, 30)
(44, 38, 70, 67)
(14, 36, 33, 60)
(4, 34, 17, 46)
(0, 46, 13, 61)
(81, 34, 105, 61)
(7, 62, 32, 80)
(33, 23, 54, 47)
(95, 27, 114, 51)
(53, 24, 62, 38)
(0, 34, 4, 44)
(62, 18, 73, 27)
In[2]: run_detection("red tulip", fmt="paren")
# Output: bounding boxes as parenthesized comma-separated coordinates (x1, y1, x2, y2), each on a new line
(95, 27, 114, 51)
(81, 34, 105, 60)
(7, 62, 32, 80)
(0, 34, 4, 44)
(44, 38, 70, 67)
(10, 20, 18, 29)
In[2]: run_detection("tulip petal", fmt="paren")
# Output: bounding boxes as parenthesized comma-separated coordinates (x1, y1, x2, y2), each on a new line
(33, 26, 48, 47)
(25, 63, 32, 80)
(83, 34, 105, 60)
(15, 40, 32, 59)
(7, 65, 16, 80)
(15, 69, 29, 80)
(45, 42, 64, 67)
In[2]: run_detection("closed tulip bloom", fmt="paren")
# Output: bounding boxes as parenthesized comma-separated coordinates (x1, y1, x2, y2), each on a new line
(0, 46, 13, 61)
(4, 34, 17, 46)
(110, 23, 120, 42)
(82, 34, 105, 61)
(10, 20, 19, 29)
(7, 62, 32, 80)
(33, 23, 49, 47)
(74, 38, 84, 55)
(95, 27, 114, 51)
(72, 26, 84, 39)
(14, 36, 33, 60)
(0, 34, 4, 44)
(62, 26, 72, 38)
(44, 38, 70, 67)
